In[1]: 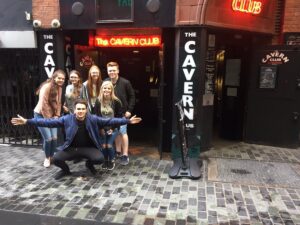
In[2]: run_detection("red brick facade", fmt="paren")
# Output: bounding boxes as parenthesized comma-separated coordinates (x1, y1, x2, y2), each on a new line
(283, 0, 300, 33)
(32, 0, 60, 28)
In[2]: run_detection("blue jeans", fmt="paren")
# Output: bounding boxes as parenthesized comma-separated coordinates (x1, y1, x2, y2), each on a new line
(34, 112, 58, 158)
(101, 129, 118, 160)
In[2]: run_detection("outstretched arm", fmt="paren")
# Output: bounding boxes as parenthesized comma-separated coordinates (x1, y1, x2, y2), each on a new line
(11, 115, 27, 126)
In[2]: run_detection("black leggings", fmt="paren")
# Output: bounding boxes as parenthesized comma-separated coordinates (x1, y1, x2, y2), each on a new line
(53, 147, 104, 172)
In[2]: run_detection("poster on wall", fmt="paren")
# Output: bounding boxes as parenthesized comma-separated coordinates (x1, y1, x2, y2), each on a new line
(259, 65, 277, 89)
(74, 46, 99, 81)
(204, 34, 216, 96)
(225, 59, 241, 86)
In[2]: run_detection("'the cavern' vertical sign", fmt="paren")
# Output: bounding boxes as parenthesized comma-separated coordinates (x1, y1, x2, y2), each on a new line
(172, 29, 201, 156)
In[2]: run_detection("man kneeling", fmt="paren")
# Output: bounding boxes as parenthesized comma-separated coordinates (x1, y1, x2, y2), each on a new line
(11, 99, 142, 180)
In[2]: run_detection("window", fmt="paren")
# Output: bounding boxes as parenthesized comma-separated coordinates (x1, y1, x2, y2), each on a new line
(96, 0, 134, 23)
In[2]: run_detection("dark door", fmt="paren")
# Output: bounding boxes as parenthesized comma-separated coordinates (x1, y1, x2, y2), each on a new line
(98, 47, 160, 147)
(245, 46, 300, 148)
(214, 45, 249, 140)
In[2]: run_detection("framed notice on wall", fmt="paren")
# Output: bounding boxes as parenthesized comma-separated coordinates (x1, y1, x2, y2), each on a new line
(259, 65, 277, 89)
(96, 0, 134, 23)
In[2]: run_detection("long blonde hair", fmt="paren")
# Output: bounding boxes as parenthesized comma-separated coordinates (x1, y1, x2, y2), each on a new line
(98, 80, 120, 105)
(87, 65, 102, 98)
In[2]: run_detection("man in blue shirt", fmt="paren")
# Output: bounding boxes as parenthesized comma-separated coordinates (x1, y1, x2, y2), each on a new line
(11, 99, 141, 180)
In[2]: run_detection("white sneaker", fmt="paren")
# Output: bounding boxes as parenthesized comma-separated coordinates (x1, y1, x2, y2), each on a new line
(43, 158, 51, 168)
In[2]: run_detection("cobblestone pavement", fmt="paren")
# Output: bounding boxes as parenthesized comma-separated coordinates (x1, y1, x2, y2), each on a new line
(0, 143, 300, 225)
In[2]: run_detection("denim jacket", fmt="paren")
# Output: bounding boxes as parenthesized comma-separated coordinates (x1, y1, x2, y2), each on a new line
(27, 113, 129, 151)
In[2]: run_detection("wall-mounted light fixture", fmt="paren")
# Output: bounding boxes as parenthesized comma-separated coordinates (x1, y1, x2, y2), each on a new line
(33, 20, 42, 28)
(51, 19, 61, 28)
(146, 0, 160, 13)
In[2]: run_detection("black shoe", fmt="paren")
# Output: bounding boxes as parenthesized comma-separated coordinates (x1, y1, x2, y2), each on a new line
(107, 160, 115, 171)
(73, 158, 83, 164)
(85, 161, 97, 175)
(101, 161, 108, 170)
(54, 170, 71, 180)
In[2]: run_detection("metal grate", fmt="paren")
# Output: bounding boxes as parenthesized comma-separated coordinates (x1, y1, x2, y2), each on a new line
(0, 49, 41, 146)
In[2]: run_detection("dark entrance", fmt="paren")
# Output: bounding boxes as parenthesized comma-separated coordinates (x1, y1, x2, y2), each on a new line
(245, 46, 300, 148)
(213, 32, 252, 142)
(98, 47, 161, 147)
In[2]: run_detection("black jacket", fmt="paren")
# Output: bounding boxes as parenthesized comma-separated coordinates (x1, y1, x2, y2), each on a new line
(106, 77, 135, 114)
(94, 99, 124, 130)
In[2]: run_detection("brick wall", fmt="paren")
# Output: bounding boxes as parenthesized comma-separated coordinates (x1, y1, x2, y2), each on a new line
(32, 0, 60, 28)
(283, 0, 300, 33)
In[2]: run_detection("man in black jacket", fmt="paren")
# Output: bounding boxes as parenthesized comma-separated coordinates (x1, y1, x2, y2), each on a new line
(106, 61, 135, 165)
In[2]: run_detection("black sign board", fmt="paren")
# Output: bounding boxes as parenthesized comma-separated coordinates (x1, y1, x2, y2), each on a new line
(38, 31, 58, 81)
(171, 29, 201, 156)
(285, 33, 300, 46)
(96, 0, 133, 23)
(259, 65, 277, 89)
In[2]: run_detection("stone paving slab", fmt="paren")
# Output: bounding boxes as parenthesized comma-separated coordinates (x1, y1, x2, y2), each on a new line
(208, 158, 300, 188)
(202, 142, 300, 163)
(0, 144, 300, 225)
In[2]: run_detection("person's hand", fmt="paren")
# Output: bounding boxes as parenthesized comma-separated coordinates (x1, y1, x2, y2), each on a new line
(129, 115, 142, 124)
(125, 111, 131, 118)
(11, 114, 27, 126)
(63, 106, 69, 113)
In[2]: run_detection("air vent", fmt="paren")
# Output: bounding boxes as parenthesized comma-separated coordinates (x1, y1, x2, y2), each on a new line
(274, 0, 285, 34)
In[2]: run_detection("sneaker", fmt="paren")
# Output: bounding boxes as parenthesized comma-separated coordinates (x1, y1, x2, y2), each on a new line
(107, 160, 115, 170)
(54, 170, 71, 180)
(43, 158, 51, 168)
(120, 155, 129, 166)
(115, 151, 122, 159)
(101, 161, 108, 170)
(85, 161, 97, 175)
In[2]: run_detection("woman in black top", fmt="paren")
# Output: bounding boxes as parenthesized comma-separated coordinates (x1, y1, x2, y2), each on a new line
(95, 81, 123, 170)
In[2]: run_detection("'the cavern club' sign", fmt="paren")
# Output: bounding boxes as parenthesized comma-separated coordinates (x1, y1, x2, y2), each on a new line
(232, 0, 262, 15)
(94, 35, 161, 47)
(261, 50, 290, 65)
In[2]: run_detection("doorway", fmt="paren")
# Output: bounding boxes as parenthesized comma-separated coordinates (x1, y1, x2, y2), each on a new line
(213, 32, 252, 145)
(98, 47, 161, 147)
(245, 46, 300, 148)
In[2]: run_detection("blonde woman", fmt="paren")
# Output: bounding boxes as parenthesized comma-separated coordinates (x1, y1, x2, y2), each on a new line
(80, 65, 102, 113)
(34, 69, 66, 167)
(63, 70, 82, 114)
(95, 81, 124, 170)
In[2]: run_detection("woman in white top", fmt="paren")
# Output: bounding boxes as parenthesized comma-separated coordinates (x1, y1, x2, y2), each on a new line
(80, 65, 102, 113)
(63, 70, 82, 114)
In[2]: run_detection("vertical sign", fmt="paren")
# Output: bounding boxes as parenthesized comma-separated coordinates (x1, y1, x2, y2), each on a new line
(39, 32, 57, 81)
(172, 29, 201, 157)
(64, 36, 73, 77)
